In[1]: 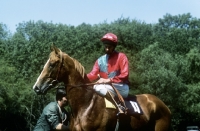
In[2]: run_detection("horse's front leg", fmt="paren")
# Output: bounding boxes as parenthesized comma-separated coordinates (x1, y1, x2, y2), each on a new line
(70, 118, 82, 131)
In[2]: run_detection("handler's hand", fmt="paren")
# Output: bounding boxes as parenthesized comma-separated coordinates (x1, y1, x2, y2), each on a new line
(96, 78, 111, 84)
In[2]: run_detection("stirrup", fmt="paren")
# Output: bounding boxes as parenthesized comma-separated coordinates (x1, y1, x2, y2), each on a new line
(118, 104, 126, 112)
(116, 111, 126, 117)
(116, 104, 127, 116)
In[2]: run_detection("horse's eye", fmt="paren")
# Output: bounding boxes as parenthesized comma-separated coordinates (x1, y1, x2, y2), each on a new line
(49, 62, 55, 68)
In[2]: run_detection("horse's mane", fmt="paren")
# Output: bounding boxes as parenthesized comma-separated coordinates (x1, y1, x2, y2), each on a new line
(60, 50, 85, 78)
(50, 46, 86, 79)
(71, 56, 85, 78)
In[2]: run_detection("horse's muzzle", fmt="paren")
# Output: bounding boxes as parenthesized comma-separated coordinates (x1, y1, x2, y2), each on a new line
(33, 86, 43, 95)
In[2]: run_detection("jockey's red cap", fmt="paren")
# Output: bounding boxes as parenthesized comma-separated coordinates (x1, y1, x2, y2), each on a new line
(101, 33, 118, 45)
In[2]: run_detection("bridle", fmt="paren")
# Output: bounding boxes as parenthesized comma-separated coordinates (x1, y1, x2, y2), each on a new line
(49, 51, 94, 91)
(49, 50, 94, 90)
(49, 49, 64, 88)
(49, 50, 125, 111)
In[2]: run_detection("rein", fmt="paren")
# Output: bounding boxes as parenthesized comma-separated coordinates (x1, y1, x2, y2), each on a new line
(57, 82, 125, 105)
(51, 49, 125, 108)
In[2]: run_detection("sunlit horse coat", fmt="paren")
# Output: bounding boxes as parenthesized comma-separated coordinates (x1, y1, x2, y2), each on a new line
(33, 45, 171, 131)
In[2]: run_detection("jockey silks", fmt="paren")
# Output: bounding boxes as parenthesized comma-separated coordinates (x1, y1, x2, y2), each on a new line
(87, 51, 129, 85)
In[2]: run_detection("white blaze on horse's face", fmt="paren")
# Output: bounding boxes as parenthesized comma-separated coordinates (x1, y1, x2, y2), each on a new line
(33, 59, 51, 94)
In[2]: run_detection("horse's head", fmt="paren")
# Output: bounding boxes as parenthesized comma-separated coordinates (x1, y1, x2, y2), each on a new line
(33, 45, 66, 95)
(33, 44, 86, 95)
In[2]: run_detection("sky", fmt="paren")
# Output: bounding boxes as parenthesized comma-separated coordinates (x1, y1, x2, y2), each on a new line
(1, 0, 200, 33)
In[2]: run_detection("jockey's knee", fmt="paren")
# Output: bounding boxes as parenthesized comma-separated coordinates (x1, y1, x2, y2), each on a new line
(93, 85, 108, 96)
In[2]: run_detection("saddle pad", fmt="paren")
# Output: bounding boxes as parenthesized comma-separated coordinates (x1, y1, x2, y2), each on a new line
(104, 98, 143, 115)
(104, 98, 116, 109)
(125, 100, 143, 115)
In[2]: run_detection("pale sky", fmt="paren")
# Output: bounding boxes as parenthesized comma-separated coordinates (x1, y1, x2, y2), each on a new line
(1, 0, 200, 33)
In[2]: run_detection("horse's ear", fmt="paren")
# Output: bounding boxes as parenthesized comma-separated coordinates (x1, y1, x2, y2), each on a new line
(50, 43, 54, 51)
(50, 43, 60, 55)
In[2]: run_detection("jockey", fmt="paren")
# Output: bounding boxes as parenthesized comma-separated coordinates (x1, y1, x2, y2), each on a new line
(87, 32, 130, 114)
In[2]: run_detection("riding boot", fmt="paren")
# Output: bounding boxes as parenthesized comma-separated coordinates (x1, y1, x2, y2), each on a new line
(105, 91, 125, 114)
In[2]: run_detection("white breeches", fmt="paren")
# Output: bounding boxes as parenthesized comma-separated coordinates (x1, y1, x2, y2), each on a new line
(93, 83, 129, 98)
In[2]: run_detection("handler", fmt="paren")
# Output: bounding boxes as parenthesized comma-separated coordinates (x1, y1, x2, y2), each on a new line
(33, 88, 70, 131)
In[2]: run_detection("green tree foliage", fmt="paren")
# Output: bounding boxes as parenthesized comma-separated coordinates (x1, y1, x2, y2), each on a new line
(133, 43, 187, 107)
(112, 17, 154, 53)
(0, 58, 32, 130)
(0, 58, 57, 130)
(154, 13, 200, 55)
(185, 48, 200, 83)
(1, 13, 200, 130)
(0, 23, 11, 56)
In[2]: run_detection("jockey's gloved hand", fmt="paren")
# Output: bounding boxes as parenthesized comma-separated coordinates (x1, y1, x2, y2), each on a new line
(96, 78, 111, 84)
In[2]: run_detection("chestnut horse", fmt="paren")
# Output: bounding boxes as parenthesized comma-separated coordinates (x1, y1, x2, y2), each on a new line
(33, 45, 171, 131)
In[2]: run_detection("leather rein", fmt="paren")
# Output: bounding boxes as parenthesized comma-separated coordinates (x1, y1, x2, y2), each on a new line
(49, 49, 64, 88)
(50, 50, 125, 105)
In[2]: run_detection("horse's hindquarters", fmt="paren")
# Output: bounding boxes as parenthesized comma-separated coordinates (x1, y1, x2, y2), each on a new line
(127, 94, 171, 131)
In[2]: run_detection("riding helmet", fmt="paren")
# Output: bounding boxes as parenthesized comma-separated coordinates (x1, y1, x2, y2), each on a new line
(101, 33, 118, 44)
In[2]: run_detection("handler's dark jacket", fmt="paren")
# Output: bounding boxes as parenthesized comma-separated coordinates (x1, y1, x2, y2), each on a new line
(33, 102, 70, 131)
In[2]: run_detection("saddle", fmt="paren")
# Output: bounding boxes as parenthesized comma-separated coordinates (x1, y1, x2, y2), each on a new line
(109, 84, 143, 116)
(105, 96, 143, 115)
(124, 96, 143, 115)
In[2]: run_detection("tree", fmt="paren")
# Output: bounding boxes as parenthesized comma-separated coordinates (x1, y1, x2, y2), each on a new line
(154, 13, 200, 55)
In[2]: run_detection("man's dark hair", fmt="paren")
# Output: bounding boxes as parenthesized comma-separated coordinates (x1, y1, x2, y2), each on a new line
(56, 88, 66, 101)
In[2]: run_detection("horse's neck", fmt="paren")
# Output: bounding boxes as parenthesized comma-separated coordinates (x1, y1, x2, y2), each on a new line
(67, 79, 95, 115)
(62, 54, 96, 113)
(63, 53, 85, 82)
(67, 74, 93, 100)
